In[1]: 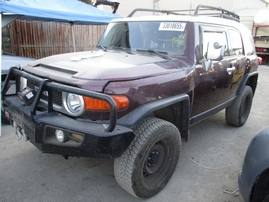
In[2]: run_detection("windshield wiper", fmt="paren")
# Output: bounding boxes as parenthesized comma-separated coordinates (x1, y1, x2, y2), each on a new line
(136, 49, 171, 60)
(113, 47, 133, 54)
(96, 45, 107, 51)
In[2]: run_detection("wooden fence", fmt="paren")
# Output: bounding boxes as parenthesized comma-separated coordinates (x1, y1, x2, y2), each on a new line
(8, 20, 107, 59)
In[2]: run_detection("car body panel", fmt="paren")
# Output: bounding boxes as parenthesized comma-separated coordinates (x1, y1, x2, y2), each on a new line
(238, 126, 269, 202)
(24, 51, 183, 81)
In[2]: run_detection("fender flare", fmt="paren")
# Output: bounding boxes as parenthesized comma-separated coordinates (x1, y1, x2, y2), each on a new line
(236, 71, 258, 95)
(117, 94, 190, 140)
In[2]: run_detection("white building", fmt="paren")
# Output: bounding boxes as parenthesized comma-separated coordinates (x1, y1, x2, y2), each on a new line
(114, 0, 268, 17)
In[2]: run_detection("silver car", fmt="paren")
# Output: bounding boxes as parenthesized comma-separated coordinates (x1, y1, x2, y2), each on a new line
(1, 54, 35, 123)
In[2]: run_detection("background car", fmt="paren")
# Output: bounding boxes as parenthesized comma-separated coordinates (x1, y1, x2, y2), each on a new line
(2, 54, 35, 81)
(1, 54, 35, 123)
(238, 126, 269, 202)
(258, 56, 263, 64)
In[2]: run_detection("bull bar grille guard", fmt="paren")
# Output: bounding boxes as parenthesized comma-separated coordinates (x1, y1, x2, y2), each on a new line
(1, 67, 117, 132)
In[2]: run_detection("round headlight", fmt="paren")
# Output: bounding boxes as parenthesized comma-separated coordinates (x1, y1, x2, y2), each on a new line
(64, 93, 84, 116)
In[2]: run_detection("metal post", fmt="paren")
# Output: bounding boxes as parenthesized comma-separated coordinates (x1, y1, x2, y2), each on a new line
(70, 22, 76, 52)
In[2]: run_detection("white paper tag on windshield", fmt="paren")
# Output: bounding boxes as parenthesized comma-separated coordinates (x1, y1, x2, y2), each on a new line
(159, 22, 186, 31)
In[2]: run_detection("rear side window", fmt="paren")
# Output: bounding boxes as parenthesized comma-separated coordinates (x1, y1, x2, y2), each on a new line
(240, 27, 255, 56)
(228, 29, 243, 55)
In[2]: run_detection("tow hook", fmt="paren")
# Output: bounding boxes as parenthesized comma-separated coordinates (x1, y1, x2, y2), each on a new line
(14, 123, 29, 141)
(15, 126, 23, 140)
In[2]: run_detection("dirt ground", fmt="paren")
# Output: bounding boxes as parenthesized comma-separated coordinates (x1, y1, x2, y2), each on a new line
(1, 65, 268, 202)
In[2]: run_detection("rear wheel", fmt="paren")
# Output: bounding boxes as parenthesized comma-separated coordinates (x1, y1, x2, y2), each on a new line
(225, 86, 253, 127)
(114, 117, 181, 198)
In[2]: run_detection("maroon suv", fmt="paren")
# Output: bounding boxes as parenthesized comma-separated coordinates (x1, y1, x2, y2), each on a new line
(2, 5, 258, 199)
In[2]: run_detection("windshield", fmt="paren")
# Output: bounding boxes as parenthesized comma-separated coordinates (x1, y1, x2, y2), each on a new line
(97, 21, 188, 56)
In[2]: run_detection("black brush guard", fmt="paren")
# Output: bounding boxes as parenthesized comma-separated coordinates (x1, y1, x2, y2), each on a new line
(1, 67, 134, 159)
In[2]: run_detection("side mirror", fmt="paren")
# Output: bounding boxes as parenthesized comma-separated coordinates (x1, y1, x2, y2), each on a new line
(206, 42, 224, 60)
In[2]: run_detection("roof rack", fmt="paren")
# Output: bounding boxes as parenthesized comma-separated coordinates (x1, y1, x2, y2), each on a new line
(194, 5, 239, 22)
(127, 4, 240, 22)
(127, 8, 191, 17)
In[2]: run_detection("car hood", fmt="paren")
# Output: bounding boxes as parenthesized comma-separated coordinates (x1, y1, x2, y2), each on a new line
(24, 50, 181, 81)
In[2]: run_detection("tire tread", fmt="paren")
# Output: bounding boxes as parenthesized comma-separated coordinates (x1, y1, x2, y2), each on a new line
(114, 117, 180, 198)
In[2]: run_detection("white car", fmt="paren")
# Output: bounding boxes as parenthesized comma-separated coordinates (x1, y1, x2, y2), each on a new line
(2, 54, 35, 77)
(1, 54, 35, 123)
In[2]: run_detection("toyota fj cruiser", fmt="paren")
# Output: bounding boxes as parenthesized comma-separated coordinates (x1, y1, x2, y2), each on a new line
(1, 5, 259, 199)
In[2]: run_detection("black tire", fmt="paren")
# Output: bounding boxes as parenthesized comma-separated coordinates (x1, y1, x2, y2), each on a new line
(225, 86, 253, 127)
(114, 117, 181, 199)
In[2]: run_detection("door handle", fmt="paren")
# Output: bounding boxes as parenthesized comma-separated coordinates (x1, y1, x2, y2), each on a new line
(227, 66, 236, 75)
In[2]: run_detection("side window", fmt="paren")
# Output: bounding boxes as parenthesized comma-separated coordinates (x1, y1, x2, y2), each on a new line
(201, 30, 229, 59)
(241, 28, 255, 56)
(245, 34, 255, 55)
(228, 29, 243, 55)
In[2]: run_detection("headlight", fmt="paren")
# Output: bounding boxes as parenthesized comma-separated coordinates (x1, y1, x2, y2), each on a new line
(63, 93, 85, 116)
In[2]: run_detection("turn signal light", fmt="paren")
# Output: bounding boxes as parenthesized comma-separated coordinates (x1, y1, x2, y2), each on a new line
(83, 95, 129, 111)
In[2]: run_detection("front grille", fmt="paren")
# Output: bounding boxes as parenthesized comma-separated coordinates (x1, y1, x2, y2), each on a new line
(27, 80, 63, 106)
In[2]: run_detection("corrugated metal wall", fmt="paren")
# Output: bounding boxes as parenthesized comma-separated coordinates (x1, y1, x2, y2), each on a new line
(9, 20, 106, 59)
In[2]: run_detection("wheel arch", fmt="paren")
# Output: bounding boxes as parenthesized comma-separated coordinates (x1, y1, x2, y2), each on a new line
(237, 71, 258, 95)
(117, 94, 190, 141)
(250, 167, 269, 202)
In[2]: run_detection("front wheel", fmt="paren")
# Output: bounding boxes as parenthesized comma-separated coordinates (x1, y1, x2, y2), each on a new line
(114, 117, 181, 198)
(225, 86, 253, 127)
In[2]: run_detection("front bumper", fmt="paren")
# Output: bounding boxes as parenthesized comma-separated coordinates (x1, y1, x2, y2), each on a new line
(2, 68, 134, 159)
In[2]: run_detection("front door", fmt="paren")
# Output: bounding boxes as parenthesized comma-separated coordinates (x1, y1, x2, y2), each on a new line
(191, 25, 245, 120)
